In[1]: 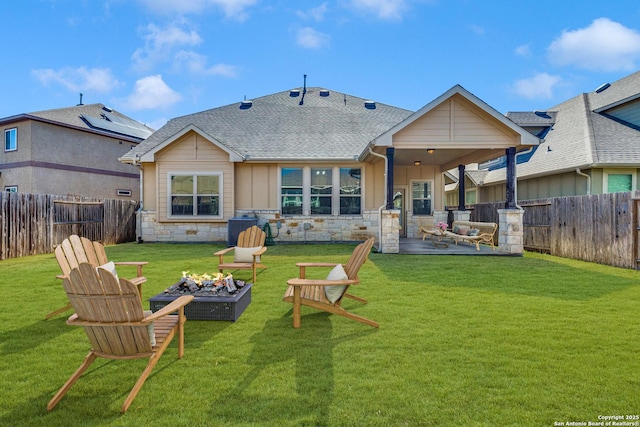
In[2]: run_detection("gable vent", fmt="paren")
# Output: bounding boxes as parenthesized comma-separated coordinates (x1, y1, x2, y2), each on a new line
(319, 90, 330, 97)
(595, 83, 610, 93)
(240, 100, 253, 109)
(289, 89, 300, 97)
(364, 100, 376, 110)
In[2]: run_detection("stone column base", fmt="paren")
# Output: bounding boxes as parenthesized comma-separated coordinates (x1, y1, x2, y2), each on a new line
(498, 209, 524, 254)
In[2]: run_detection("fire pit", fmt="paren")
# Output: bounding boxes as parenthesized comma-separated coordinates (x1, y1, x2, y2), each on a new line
(149, 272, 252, 321)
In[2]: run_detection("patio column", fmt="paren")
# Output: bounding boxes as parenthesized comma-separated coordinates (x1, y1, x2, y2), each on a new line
(498, 208, 523, 254)
(505, 147, 517, 209)
(380, 209, 400, 253)
(457, 164, 466, 211)
(386, 147, 394, 210)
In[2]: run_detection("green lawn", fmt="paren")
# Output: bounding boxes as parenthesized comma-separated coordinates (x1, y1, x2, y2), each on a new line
(1, 242, 639, 426)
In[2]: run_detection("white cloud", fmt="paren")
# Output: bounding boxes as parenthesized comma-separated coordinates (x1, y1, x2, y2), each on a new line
(512, 73, 562, 100)
(297, 3, 329, 21)
(548, 18, 640, 72)
(32, 66, 122, 93)
(137, 0, 257, 20)
(126, 75, 182, 110)
(132, 22, 202, 72)
(349, 0, 408, 20)
(515, 43, 531, 58)
(174, 51, 239, 77)
(296, 27, 330, 49)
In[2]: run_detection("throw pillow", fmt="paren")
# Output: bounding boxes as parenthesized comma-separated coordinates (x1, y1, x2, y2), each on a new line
(234, 246, 262, 263)
(324, 263, 348, 304)
(97, 261, 119, 282)
(467, 228, 480, 236)
(452, 225, 460, 234)
(456, 225, 470, 235)
(143, 310, 156, 346)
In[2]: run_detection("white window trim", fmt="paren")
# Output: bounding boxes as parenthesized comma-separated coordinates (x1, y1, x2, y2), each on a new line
(4, 186, 18, 192)
(410, 179, 435, 216)
(278, 166, 363, 216)
(167, 172, 223, 219)
(5, 128, 17, 152)
(603, 168, 636, 193)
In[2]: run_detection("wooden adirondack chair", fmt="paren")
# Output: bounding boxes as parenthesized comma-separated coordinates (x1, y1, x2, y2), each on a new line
(47, 235, 148, 319)
(47, 263, 193, 413)
(283, 237, 378, 328)
(214, 225, 267, 283)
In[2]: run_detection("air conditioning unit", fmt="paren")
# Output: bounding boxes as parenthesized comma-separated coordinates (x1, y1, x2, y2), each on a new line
(227, 217, 258, 246)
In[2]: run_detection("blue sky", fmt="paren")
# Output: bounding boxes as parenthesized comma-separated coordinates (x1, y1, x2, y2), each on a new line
(3, 0, 640, 130)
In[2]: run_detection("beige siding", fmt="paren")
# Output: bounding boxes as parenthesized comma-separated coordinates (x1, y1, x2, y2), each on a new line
(393, 165, 445, 211)
(142, 163, 157, 209)
(394, 95, 518, 148)
(235, 163, 278, 209)
(364, 160, 385, 209)
(155, 131, 234, 222)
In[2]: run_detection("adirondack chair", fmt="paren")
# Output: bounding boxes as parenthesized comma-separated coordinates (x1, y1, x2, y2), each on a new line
(47, 263, 193, 413)
(47, 235, 148, 319)
(283, 237, 378, 328)
(214, 225, 267, 283)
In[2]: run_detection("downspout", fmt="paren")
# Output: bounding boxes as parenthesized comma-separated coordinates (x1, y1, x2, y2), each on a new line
(576, 168, 591, 195)
(368, 146, 388, 253)
(132, 155, 144, 243)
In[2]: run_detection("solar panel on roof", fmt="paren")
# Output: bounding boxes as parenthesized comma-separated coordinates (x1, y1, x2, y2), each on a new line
(82, 115, 152, 139)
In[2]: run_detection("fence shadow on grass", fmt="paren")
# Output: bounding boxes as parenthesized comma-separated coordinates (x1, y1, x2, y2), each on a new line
(370, 254, 638, 301)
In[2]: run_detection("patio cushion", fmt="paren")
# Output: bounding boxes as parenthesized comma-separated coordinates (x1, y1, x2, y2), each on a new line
(324, 264, 348, 303)
(467, 228, 480, 236)
(234, 246, 262, 263)
(143, 310, 156, 346)
(97, 261, 119, 282)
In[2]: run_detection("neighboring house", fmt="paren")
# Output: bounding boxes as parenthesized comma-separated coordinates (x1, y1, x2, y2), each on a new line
(448, 70, 640, 205)
(120, 85, 538, 252)
(0, 103, 152, 199)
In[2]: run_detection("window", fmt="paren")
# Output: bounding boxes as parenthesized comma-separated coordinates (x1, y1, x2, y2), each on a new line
(117, 189, 132, 197)
(311, 167, 332, 214)
(607, 174, 632, 193)
(169, 173, 221, 217)
(465, 189, 477, 205)
(4, 186, 17, 192)
(340, 168, 361, 215)
(4, 128, 16, 152)
(281, 168, 303, 215)
(411, 181, 432, 215)
(280, 167, 362, 216)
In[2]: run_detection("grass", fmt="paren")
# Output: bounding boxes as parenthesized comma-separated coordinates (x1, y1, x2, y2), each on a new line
(1, 242, 639, 426)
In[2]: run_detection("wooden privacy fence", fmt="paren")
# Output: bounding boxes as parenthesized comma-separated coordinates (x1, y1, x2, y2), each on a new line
(471, 191, 640, 269)
(0, 192, 138, 260)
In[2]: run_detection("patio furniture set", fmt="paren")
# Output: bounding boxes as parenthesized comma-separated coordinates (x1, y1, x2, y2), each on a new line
(420, 220, 498, 251)
(46, 228, 377, 413)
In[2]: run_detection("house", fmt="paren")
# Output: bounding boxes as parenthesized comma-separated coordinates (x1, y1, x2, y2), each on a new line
(120, 85, 538, 253)
(447, 70, 640, 205)
(0, 103, 152, 199)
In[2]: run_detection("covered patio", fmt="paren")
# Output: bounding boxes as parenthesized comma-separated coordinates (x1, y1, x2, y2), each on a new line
(398, 237, 515, 255)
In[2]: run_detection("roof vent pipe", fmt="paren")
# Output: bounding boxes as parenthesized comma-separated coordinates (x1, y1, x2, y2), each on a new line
(299, 74, 307, 105)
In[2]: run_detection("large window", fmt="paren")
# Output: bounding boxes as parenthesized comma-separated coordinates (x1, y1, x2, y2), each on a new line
(607, 174, 632, 193)
(311, 167, 332, 214)
(411, 181, 432, 215)
(281, 168, 303, 215)
(280, 167, 362, 216)
(340, 167, 361, 214)
(4, 128, 16, 152)
(169, 173, 221, 217)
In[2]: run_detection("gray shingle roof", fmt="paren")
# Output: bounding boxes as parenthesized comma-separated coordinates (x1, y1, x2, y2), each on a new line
(23, 103, 154, 141)
(122, 87, 413, 163)
(483, 71, 640, 184)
